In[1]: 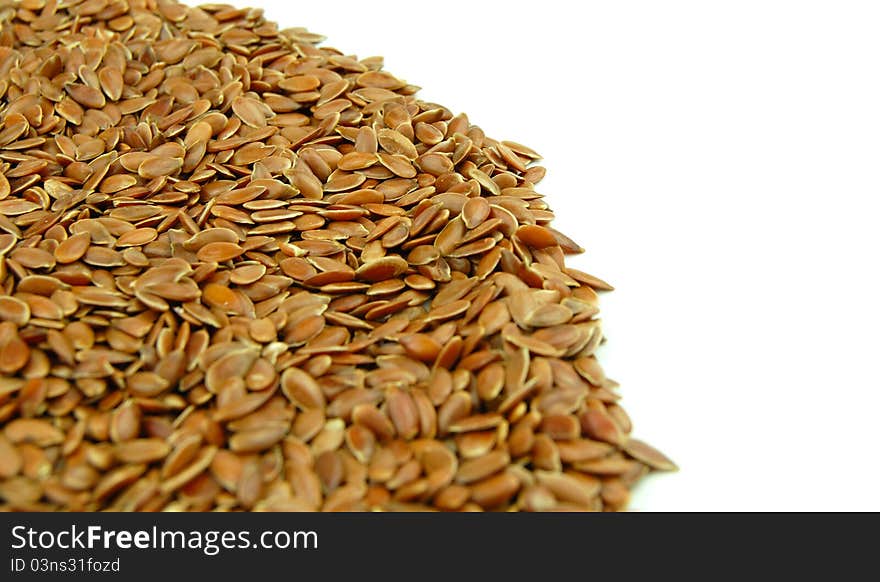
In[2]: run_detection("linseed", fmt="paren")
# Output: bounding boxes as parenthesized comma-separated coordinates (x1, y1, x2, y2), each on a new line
(0, 0, 674, 512)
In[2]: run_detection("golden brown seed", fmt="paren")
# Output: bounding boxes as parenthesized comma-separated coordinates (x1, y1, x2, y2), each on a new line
(98, 67, 124, 101)
(4, 418, 64, 446)
(532, 434, 562, 471)
(556, 439, 613, 463)
(0, 434, 23, 478)
(434, 484, 470, 511)
(345, 424, 376, 464)
(516, 224, 557, 248)
(197, 242, 245, 263)
(0, 0, 669, 514)
(114, 439, 171, 464)
(110, 401, 141, 443)
(355, 256, 408, 282)
(232, 96, 269, 128)
(540, 414, 581, 441)
(249, 318, 277, 343)
(456, 450, 510, 484)
(386, 387, 419, 440)
(281, 75, 321, 92)
(580, 409, 625, 446)
(67, 84, 105, 108)
(624, 439, 678, 471)
(0, 297, 30, 326)
(54, 233, 91, 264)
(476, 363, 505, 401)
(470, 471, 520, 508)
(462, 197, 491, 229)
(398, 334, 442, 363)
(116, 228, 158, 247)
(12, 247, 56, 269)
(281, 367, 326, 410)
(230, 264, 267, 285)
(128, 372, 170, 397)
(520, 485, 557, 512)
(535, 471, 601, 506)
(338, 152, 378, 170)
(352, 404, 395, 442)
(0, 328, 30, 375)
(229, 424, 288, 453)
(139, 156, 183, 179)
(202, 284, 241, 312)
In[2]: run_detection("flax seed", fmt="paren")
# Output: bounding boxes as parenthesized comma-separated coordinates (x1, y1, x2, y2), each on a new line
(0, 0, 670, 513)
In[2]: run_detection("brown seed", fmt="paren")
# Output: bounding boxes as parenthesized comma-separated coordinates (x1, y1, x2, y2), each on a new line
(281, 75, 321, 92)
(580, 409, 625, 446)
(114, 439, 171, 464)
(398, 334, 442, 363)
(447, 414, 504, 434)
(0, 296, 30, 326)
(600, 478, 630, 510)
(476, 363, 505, 401)
(540, 414, 581, 441)
(434, 484, 470, 511)
(575, 457, 641, 476)
(197, 242, 245, 263)
(527, 304, 573, 328)
(229, 424, 289, 453)
(98, 67, 124, 101)
(345, 424, 376, 464)
(375, 153, 415, 178)
(624, 439, 678, 472)
(352, 404, 395, 442)
(232, 96, 269, 128)
(355, 256, 408, 282)
(418, 153, 454, 176)
(470, 168, 501, 196)
(532, 434, 562, 471)
(162, 435, 203, 480)
(248, 319, 277, 343)
(128, 372, 170, 397)
(378, 128, 419, 159)
(205, 349, 259, 393)
(230, 264, 267, 285)
(84, 246, 125, 267)
(110, 401, 141, 443)
(556, 439, 614, 463)
(520, 484, 557, 512)
(159, 447, 217, 494)
(456, 450, 510, 484)
(67, 84, 106, 108)
(470, 471, 520, 508)
(4, 418, 64, 446)
(0, 329, 30, 375)
(116, 228, 158, 247)
(516, 224, 557, 249)
(535, 471, 600, 506)
(0, 434, 23, 478)
(282, 367, 326, 410)
(338, 152, 378, 171)
(202, 284, 241, 312)
(54, 233, 91, 264)
(11, 247, 56, 270)
(138, 156, 183, 179)
(0, 0, 669, 513)
(0, 174, 9, 201)
(386, 387, 419, 440)
(462, 197, 491, 230)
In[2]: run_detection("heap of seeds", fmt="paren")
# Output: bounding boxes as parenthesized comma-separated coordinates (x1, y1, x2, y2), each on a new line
(0, 0, 674, 512)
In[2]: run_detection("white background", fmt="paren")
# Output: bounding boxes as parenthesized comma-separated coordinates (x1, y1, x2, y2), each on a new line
(246, 0, 880, 510)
